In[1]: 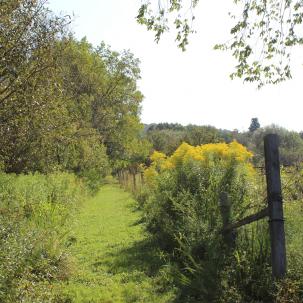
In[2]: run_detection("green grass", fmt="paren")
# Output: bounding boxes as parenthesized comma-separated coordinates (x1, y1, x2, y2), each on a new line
(58, 185, 176, 303)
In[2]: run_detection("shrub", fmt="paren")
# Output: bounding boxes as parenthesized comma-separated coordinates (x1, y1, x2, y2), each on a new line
(141, 141, 278, 301)
(0, 172, 87, 302)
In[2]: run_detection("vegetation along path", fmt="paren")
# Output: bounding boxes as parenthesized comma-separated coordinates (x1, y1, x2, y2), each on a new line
(59, 184, 176, 303)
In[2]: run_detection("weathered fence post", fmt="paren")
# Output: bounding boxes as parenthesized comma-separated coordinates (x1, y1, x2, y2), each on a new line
(118, 170, 122, 185)
(264, 134, 287, 279)
(122, 170, 127, 187)
(132, 172, 136, 192)
(141, 171, 144, 185)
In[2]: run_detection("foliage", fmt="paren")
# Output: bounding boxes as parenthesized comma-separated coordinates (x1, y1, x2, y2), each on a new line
(137, 0, 303, 87)
(146, 129, 186, 155)
(1, 1, 146, 187)
(249, 117, 261, 132)
(140, 141, 276, 301)
(137, 0, 199, 50)
(145, 123, 223, 155)
(59, 38, 145, 164)
(147, 123, 184, 131)
(145, 122, 303, 167)
(0, 0, 70, 173)
(270, 168, 303, 302)
(144, 141, 254, 184)
(217, 0, 303, 87)
(138, 140, 303, 301)
(282, 167, 303, 287)
(0, 172, 87, 303)
(0, 0, 69, 104)
(236, 125, 303, 166)
(184, 125, 221, 146)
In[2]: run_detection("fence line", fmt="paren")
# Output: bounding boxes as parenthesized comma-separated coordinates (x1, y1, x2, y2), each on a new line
(117, 135, 291, 279)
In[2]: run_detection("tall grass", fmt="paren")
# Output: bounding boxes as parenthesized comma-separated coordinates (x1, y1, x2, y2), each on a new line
(0, 172, 87, 303)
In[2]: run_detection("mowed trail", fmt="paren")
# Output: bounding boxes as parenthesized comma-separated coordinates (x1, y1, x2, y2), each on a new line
(59, 184, 175, 303)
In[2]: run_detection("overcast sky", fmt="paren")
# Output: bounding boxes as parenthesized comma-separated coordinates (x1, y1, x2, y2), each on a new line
(48, 0, 303, 132)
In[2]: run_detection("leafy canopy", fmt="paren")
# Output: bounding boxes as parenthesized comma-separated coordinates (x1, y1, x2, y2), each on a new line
(0, 1, 148, 181)
(137, 0, 303, 87)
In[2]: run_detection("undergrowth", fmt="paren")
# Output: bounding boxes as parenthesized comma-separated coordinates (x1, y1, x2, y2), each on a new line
(135, 142, 303, 302)
(0, 172, 87, 302)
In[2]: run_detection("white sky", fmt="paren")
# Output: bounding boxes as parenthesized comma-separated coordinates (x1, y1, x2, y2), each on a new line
(48, 0, 303, 132)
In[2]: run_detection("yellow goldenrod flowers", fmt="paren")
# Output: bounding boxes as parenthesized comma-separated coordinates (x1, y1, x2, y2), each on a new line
(144, 141, 254, 186)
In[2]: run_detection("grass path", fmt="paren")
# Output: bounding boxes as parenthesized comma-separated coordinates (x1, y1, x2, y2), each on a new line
(59, 185, 176, 303)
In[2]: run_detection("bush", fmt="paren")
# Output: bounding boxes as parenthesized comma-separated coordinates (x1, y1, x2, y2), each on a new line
(0, 172, 87, 302)
(141, 142, 280, 302)
(143, 142, 256, 248)
(63, 135, 111, 193)
(133, 184, 150, 208)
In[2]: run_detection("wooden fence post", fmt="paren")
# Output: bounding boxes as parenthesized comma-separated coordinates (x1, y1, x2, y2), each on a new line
(264, 134, 287, 279)
(132, 172, 136, 191)
(141, 172, 144, 185)
(122, 171, 126, 187)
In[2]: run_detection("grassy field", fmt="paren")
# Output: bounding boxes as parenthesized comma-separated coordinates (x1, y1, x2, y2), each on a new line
(58, 184, 176, 303)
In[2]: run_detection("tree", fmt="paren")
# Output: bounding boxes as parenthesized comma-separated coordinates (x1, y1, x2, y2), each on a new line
(137, 0, 303, 87)
(0, 0, 71, 172)
(236, 125, 303, 166)
(0, 0, 69, 104)
(58, 38, 146, 168)
(184, 125, 221, 145)
(145, 123, 223, 154)
(147, 129, 185, 154)
(0, 2, 146, 180)
(249, 118, 261, 132)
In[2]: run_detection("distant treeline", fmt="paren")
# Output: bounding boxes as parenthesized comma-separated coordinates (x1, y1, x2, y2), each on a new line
(144, 122, 303, 166)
